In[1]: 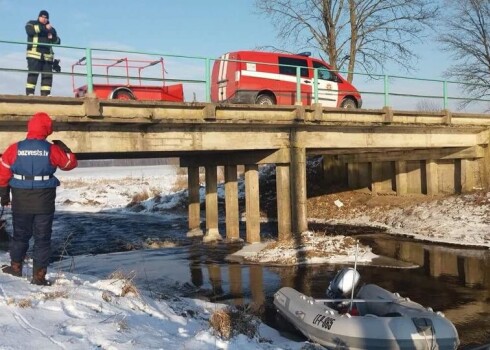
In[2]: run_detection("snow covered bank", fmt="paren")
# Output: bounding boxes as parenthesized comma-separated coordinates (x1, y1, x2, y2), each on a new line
(0, 253, 306, 350)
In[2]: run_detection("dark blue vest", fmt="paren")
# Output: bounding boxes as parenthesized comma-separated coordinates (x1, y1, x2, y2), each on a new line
(9, 139, 60, 189)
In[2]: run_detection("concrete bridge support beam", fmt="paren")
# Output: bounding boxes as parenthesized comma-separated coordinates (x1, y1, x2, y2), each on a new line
(484, 145, 490, 188)
(405, 161, 423, 194)
(224, 165, 240, 241)
(204, 165, 222, 242)
(322, 156, 346, 186)
(425, 160, 439, 196)
(276, 164, 292, 241)
(371, 161, 394, 194)
(395, 161, 408, 196)
(291, 145, 308, 234)
(347, 162, 371, 191)
(461, 159, 477, 193)
(245, 164, 261, 243)
(186, 166, 203, 237)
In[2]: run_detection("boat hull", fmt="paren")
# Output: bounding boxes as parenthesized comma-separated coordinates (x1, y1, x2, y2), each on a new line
(274, 286, 459, 350)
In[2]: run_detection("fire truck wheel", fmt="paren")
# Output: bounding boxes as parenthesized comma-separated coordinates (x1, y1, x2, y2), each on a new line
(255, 94, 275, 105)
(340, 98, 357, 109)
(113, 89, 136, 100)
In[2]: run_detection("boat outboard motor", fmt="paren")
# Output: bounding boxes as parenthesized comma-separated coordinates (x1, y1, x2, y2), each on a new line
(326, 268, 361, 301)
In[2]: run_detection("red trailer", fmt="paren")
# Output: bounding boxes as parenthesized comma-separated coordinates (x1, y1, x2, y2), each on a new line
(72, 57, 184, 102)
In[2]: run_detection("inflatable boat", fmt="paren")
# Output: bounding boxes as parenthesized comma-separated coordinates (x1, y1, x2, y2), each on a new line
(273, 268, 459, 349)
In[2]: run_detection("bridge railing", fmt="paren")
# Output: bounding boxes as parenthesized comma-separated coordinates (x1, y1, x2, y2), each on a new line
(0, 39, 488, 112)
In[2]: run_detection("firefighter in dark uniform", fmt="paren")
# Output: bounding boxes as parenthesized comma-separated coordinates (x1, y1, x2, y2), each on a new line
(0, 112, 78, 285)
(25, 10, 60, 96)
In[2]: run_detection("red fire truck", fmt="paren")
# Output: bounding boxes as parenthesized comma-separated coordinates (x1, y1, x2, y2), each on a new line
(72, 57, 184, 102)
(211, 50, 362, 108)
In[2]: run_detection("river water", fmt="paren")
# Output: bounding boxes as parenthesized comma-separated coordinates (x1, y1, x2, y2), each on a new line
(2, 210, 489, 348)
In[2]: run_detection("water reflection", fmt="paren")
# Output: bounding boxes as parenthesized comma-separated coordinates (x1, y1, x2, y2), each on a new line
(358, 234, 490, 289)
(3, 211, 488, 348)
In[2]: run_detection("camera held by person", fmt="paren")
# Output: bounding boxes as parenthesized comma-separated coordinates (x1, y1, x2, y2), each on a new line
(52, 59, 61, 73)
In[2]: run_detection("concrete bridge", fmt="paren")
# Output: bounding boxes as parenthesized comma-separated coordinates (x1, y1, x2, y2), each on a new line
(0, 94, 489, 243)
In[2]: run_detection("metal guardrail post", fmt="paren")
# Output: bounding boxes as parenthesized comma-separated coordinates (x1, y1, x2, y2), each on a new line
(205, 58, 211, 103)
(313, 68, 318, 104)
(296, 66, 301, 105)
(85, 47, 93, 94)
(384, 74, 390, 107)
(443, 81, 448, 109)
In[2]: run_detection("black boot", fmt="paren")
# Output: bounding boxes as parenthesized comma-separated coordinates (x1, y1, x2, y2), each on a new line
(1, 261, 23, 277)
(31, 266, 51, 286)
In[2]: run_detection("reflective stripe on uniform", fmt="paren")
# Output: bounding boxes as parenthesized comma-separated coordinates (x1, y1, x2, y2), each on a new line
(40, 86, 51, 91)
(13, 174, 52, 181)
(62, 154, 72, 169)
(34, 25, 40, 33)
(0, 159, 10, 169)
(27, 50, 42, 59)
(26, 83, 36, 89)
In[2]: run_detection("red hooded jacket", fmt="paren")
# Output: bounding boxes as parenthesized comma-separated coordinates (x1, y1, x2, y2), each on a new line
(0, 112, 78, 213)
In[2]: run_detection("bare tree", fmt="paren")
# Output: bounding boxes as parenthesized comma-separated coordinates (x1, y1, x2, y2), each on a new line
(439, 0, 490, 108)
(416, 99, 442, 112)
(255, 0, 440, 82)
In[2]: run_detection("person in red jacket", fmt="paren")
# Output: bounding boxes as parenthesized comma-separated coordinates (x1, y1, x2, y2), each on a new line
(0, 112, 78, 285)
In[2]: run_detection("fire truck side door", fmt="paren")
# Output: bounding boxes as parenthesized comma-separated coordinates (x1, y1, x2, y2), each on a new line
(313, 61, 339, 107)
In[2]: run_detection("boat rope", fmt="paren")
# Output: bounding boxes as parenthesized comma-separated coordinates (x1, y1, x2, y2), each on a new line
(421, 321, 437, 350)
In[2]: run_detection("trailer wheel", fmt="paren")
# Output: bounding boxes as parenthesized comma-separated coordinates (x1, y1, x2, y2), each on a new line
(113, 89, 136, 100)
(340, 97, 357, 109)
(255, 94, 275, 105)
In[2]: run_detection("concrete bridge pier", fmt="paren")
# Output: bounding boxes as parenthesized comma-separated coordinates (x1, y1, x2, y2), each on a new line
(182, 149, 296, 244)
(484, 142, 490, 188)
(203, 165, 223, 242)
(276, 163, 292, 241)
(186, 166, 203, 237)
(245, 164, 261, 243)
(291, 131, 308, 235)
(224, 165, 240, 241)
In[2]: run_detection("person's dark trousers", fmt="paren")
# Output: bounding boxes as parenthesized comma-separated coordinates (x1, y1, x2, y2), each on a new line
(10, 212, 54, 269)
(26, 58, 53, 96)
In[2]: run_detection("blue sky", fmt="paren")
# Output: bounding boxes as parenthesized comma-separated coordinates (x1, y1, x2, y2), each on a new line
(0, 0, 470, 110)
(0, 0, 449, 74)
(0, 1, 278, 57)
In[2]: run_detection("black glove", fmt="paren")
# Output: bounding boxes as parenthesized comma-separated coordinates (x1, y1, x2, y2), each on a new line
(52, 59, 61, 73)
(0, 196, 9, 207)
(0, 187, 10, 207)
(52, 140, 72, 153)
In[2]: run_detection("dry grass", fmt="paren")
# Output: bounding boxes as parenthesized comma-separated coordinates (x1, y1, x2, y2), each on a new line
(17, 298, 32, 308)
(108, 270, 140, 297)
(130, 191, 150, 204)
(171, 175, 188, 192)
(128, 187, 162, 205)
(209, 305, 259, 340)
(102, 290, 114, 302)
(42, 290, 69, 301)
